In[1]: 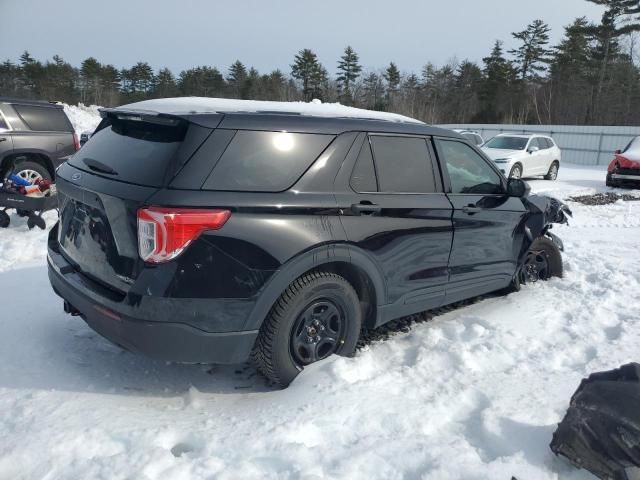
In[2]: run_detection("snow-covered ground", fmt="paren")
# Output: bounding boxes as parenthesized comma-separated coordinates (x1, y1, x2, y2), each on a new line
(1, 159, 639, 479)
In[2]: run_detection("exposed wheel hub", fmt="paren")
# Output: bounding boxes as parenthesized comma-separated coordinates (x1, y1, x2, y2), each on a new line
(520, 250, 550, 284)
(291, 300, 345, 365)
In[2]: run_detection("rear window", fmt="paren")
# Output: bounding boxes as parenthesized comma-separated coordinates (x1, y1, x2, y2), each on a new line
(69, 118, 192, 187)
(13, 105, 72, 132)
(203, 131, 334, 192)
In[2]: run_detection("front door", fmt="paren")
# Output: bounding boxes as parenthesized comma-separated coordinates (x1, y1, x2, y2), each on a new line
(434, 138, 528, 305)
(336, 133, 454, 322)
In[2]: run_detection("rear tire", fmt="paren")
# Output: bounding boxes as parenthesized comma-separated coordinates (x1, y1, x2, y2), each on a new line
(13, 159, 52, 184)
(252, 271, 361, 388)
(544, 162, 559, 180)
(0, 210, 9, 228)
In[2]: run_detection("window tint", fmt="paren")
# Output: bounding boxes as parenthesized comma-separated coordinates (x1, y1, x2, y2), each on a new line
(0, 114, 7, 130)
(437, 140, 503, 195)
(204, 131, 334, 192)
(370, 136, 436, 193)
(350, 140, 378, 192)
(485, 136, 528, 150)
(13, 105, 72, 132)
(544, 138, 554, 148)
(69, 118, 194, 187)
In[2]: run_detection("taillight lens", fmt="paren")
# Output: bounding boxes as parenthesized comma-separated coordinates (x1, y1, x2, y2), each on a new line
(137, 207, 231, 264)
(73, 133, 80, 151)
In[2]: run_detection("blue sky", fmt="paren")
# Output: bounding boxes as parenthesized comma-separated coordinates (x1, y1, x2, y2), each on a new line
(0, 0, 605, 75)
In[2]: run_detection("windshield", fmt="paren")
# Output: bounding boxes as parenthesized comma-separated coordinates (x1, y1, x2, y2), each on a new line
(484, 136, 528, 150)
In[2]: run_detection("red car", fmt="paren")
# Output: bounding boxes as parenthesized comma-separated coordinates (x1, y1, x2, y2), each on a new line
(607, 137, 640, 188)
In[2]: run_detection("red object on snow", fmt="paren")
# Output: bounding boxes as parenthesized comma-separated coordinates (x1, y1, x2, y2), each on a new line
(606, 137, 640, 187)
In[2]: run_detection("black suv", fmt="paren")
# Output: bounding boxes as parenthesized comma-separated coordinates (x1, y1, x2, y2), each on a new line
(47, 99, 570, 387)
(0, 97, 79, 182)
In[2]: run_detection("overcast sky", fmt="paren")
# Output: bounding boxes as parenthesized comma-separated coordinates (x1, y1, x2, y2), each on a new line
(0, 0, 605, 75)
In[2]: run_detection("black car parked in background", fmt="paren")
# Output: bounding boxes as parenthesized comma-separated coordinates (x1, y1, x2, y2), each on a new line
(47, 98, 570, 387)
(0, 97, 78, 183)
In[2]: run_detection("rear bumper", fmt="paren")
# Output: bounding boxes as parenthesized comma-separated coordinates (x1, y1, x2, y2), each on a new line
(47, 251, 258, 364)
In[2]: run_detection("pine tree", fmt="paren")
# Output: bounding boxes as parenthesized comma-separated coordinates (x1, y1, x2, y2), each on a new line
(227, 60, 248, 98)
(291, 49, 326, 101)
(510, 19, 553, 81)
(153, 67, 179, 98)
(336, 46, 362, 104)
(383, 62, 400, 92)
(479, 41, 516, 122)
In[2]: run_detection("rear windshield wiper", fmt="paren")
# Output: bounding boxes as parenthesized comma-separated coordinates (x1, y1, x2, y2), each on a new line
(83, 157, 118, 176)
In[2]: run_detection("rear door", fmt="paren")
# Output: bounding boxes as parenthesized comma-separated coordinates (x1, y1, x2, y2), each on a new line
(434, 137, 527, 304)
(10, 104, 76, 163)
(337, 133, 453, 320)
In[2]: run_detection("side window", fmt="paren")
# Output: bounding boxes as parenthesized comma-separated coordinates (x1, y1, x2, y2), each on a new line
(350, 140, 378, 192)
(0, 109, 8, 131)
(203, 131, 335, 192)
(437, 139, 503, 195)
(13, 105, 73, 132)
(370, 135, 437, 193)
(544, 138, 554, 149)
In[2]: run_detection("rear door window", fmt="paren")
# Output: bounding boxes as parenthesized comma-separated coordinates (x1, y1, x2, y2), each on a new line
(203, 131, 334, 192)
(13, 105, 73, 132)
(350, 140, 378, 192)
(370, 135, 437, 193)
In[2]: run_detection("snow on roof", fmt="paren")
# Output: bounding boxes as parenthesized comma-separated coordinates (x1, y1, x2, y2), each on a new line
(119, 97, 423, 124)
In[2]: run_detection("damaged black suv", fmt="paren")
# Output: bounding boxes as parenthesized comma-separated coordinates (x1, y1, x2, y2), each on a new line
(47, 98, 571, 387)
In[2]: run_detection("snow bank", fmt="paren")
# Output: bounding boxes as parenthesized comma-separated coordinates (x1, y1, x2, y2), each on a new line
(0, 165, 638, 479)
(62, 103, 101, 134)
(122, 97, 424, 124)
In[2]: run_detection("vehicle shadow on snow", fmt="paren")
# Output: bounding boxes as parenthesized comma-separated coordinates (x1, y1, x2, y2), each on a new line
(0, 266, 509, 398)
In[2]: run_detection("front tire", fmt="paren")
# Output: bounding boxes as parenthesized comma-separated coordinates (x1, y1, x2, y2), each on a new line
(518, 236, 563, 284)
(253, 271, 361, 388)
(545, 162, 559, 181)
(509, 164, 523, 179)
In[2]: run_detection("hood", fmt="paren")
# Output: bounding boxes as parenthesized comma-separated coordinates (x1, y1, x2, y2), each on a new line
(614, 154, 640, 170)
(482, 148, 525, 160)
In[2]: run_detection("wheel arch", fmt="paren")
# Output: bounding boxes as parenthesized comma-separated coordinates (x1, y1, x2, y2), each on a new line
(243, 243, 386, 331)
(1, 150, 55, 178)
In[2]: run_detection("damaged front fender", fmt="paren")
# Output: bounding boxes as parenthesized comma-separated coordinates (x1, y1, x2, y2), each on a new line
(518, 194, 573, 261)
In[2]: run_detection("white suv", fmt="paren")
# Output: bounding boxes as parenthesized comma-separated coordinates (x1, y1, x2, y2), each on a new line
(482, 134, 561, 180)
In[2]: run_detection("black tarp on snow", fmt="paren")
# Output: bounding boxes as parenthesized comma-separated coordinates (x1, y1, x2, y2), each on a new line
(551, 363, 640, 480)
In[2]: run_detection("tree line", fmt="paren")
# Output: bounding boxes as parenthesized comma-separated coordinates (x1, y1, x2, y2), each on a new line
(1, 0, 639, 126)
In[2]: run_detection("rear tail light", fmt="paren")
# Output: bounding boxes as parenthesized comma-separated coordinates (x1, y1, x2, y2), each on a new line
(73, 132, 80, 151)
(137, 207, 231, 264)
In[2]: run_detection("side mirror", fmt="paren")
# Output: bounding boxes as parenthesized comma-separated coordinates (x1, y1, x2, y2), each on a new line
(528, 146, 539, 154)
(615, 149, 621, 155)
(507, 178, 531, 198)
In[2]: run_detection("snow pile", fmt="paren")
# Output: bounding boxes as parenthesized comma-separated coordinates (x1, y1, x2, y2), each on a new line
(62, 103, 101, 134)
(122, 97, 424, 124)
(0, 165, 639, 479)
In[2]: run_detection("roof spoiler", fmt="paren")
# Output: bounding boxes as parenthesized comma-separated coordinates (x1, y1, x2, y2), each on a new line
(99, 107, 184, 126)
